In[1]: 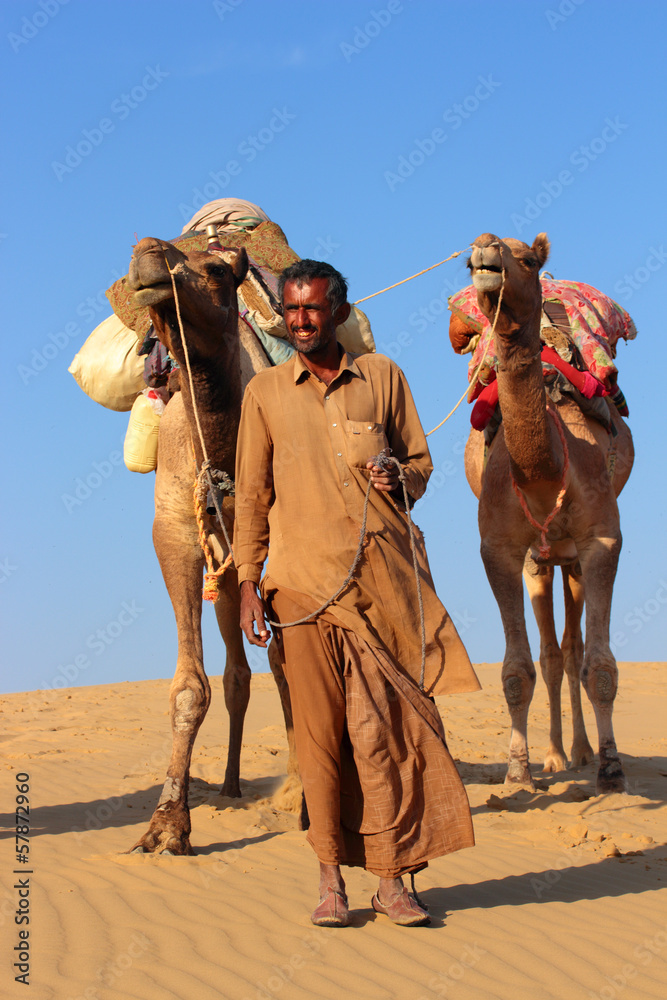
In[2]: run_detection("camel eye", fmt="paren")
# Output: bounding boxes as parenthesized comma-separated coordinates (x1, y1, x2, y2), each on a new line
(207, 263, 228, 278)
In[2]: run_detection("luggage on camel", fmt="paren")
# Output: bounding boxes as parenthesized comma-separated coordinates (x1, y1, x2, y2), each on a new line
(448, 276, 636, 434)
(68, 312, 145, 412)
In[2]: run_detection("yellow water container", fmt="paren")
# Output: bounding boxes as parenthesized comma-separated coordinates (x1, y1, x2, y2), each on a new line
(124, 392, 160, 473)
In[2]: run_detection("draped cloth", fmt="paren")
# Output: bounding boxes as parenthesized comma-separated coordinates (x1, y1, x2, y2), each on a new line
(180, 198, 271, 235)
(270, 588, 475, 877)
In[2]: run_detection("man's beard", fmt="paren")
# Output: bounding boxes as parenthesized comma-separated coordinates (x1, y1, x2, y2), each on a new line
(286, 326, 331, 355)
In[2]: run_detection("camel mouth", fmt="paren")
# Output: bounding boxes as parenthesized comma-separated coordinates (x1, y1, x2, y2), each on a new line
(131, 284, 173, 307)
(472, 269, 503, 292)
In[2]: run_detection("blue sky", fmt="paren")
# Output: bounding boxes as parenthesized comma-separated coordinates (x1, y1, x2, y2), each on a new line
(1, 0, 665, 695)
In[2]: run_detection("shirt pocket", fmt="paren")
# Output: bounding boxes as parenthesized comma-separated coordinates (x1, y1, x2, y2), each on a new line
(344, 419, 389, 469)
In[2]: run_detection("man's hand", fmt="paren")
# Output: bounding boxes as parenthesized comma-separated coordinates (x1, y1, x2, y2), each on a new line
(239, 580, 271, 647)
(366, 459, 400, 493)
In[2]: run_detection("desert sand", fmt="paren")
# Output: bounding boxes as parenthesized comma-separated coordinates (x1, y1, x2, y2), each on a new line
(1, 662, 666, 1000)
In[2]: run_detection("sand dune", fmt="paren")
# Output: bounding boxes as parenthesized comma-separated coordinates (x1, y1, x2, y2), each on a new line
(1, 663, 666, 1000)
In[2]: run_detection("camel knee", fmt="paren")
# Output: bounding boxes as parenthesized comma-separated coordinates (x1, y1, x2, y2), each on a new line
(582, 659, 618, 704)
(503, 669, 535, 708)
(170, 676, 210, 731)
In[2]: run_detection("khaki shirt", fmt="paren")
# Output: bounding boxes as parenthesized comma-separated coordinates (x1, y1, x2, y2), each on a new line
(234, 349, 480, 695)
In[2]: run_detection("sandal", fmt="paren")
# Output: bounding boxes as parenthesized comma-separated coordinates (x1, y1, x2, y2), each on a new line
(311, 886, 350, 927)
(371, 887, 430, 926)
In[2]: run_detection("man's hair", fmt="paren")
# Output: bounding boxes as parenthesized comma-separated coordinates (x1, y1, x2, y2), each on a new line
(278, 260, 349, 315)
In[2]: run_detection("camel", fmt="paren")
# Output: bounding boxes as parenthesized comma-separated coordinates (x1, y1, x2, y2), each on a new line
(125, 236, 298, 854)
(452, 233, 634, 794)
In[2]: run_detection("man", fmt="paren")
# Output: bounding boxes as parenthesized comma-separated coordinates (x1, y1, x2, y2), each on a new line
(234, 260, 479, 927)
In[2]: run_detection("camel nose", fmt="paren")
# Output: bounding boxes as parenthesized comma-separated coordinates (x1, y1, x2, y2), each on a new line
(470, 240, 502, 270)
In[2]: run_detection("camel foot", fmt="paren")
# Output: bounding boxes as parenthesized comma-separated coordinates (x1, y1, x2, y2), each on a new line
(220, 778, 242, 798)
(128, 803, 195, 856)
(505, 758, 536, 791)
(570, 740, 595, 767)
(543, 749, 568, 774)
(596, 754, 627, 795)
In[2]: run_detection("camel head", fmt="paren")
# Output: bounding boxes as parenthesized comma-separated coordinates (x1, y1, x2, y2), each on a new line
(467, 233, 550, 335)
(127, 237, 248, 357)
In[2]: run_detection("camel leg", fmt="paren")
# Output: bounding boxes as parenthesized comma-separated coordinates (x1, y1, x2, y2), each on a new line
(523, 556, 567, 773)
(481, 538, 536, 789)
(131, 516, 210, 855)
(212, 566, 251, 798)
(561, 565, 594, 766)
(577, 531, 625, 793)
(266, 638, 304, 817)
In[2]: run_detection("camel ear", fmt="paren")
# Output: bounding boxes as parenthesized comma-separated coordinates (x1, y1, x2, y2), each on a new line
(532, 233, 550, 267)
(231, 247, 248, 287)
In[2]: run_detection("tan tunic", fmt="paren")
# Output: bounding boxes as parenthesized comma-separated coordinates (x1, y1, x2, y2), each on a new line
(234, 349, 480, 696)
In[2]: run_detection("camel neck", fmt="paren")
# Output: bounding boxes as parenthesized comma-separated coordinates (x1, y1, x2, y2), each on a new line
(169, 325, 242, 472)
(494, 318, 562, 486)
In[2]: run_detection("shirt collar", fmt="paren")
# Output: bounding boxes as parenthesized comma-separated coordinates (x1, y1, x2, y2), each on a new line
(293, 346, 364, 385)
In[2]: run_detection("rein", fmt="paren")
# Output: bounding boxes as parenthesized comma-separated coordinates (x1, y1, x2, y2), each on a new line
(165, 259, 236, 600)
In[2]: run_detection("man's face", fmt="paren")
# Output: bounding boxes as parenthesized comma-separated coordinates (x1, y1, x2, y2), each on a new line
(282, 277, 338, 355)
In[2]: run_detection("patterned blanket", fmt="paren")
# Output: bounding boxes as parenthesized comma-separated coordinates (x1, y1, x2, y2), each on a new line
(449, 278, 637, 392)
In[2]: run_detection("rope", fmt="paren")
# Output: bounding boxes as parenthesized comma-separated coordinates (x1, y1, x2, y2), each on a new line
(352, 249, 469, 305)
(426, 260, 507, 437)
(410, 872, 428, 911)
(267, 452, 428, 692)
(166, 258, 236, 602)
(194, 474, 233, 601)
(511, 408, 570, 560)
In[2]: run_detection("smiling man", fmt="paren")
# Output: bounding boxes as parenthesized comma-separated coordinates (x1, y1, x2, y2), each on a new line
(234, 260, 479, 927)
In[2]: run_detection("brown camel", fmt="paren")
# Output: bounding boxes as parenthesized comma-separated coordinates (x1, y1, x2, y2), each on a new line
(126, 236, 298, 854)
(454, 233, 634, 794)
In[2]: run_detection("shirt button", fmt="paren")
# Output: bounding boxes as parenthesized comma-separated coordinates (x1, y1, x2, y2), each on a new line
(332, 423, 337, 427)
(337, 452, 342, 457)
(367, 425, 372, 430)
(344, 481, 349, 487)
(325, 395, 330, 400)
